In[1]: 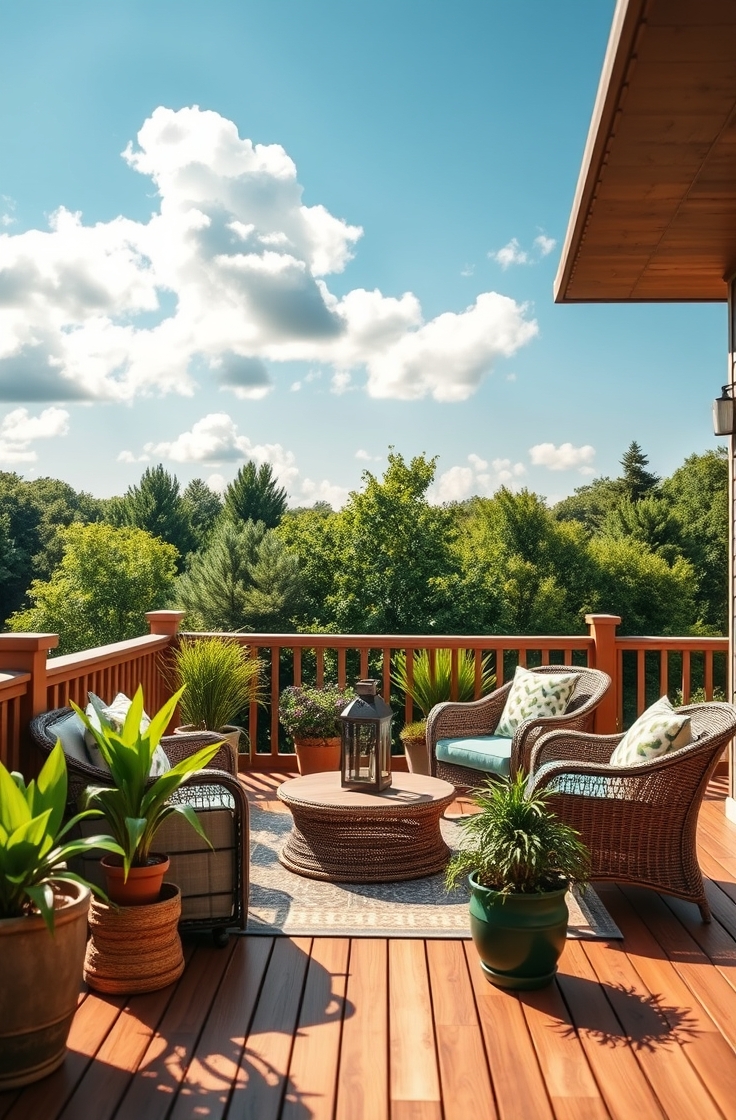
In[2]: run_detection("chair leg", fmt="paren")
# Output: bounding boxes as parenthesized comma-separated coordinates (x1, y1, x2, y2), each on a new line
(698, 900, 712, 923)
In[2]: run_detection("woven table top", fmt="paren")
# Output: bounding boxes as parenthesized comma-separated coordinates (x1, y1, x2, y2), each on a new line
(277, 770, 455, 812)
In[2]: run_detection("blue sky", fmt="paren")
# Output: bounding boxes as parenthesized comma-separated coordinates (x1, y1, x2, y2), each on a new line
(0, 0, 725, 504)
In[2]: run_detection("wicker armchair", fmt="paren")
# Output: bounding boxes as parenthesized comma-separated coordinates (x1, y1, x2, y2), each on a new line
(30, 707, 250, 942)
(426, 664, 611, 786)
(526, 701, 736, 921)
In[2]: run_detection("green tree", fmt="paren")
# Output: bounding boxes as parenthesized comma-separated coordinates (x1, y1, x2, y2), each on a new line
(9, 523, 178, 654)
(182, 478, 223, 549)
(553, 477, 622, 532)
(110, 465, 194, 567)
(224, 461, 288, 529)
(276, 505, 341, 628)
(585, 536, 698, 635)
(598, 494, 683, 562)
(174, 519, 303, 632)
(619, 441, 660, 502)
(327, 451, 459, 633)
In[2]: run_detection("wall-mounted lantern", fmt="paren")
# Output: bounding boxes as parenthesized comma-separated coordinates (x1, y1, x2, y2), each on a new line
(340, 679, 393, 793)
(713, 384, 736, 436)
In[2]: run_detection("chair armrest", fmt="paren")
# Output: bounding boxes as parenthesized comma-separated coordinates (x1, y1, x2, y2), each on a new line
(511, 702, 606, 777)
(426, 686, 511, 775)
(528, 729, 621, 772)
(161, 731, 237, 776)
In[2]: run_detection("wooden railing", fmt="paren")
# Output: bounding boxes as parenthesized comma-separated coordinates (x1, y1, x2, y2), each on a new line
(0, 610, 730, 775)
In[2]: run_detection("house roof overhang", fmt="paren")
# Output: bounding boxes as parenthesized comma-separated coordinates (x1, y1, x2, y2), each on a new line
(555, 0, 736, 303)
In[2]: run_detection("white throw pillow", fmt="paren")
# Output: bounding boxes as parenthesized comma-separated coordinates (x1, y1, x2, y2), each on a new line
(610, 695, 691, 767)
(495, 666, 579, 738)
(84, 692, 170, 777)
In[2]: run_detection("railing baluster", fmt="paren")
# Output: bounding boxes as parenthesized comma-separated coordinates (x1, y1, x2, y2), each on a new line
(337, 648, 346, 688)
(360, 648, 369, 679)
(660, 650, 668, 698)
(474, 649, 482, 699)
(405, 651, 415, 725)
(637, 650, 646, 714)
(682, 650, 691, 704)
(316, 648, 324, 689)
(382, 648, 391, 703)
(518, 649, 527, 668)
(495, 648, 505, 686)
(271, 647, 280, 760)
(450, 648, 459, 702)
(705, 650, 714, 700)
(540, 648, 550, 666)
(293, 646, 302, 687)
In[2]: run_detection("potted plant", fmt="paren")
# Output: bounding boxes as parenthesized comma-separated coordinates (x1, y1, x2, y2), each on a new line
(168, 636, 264, 755)
(392, 649, 494, 774)
(446, 772, 590, 989)
(279, 683, 356, 775)
(73, 685, 220, 905)
(0, 744, 123, 1088)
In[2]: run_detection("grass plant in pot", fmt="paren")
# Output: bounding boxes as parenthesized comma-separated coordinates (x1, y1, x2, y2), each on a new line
(279, 684, 356, 775)
(73, 685, 220, 905)
(392, 649, 494, 775)
(446, 773, 590, 990)
(0, 744, 123, 1089)
(168, 636, 264, 757)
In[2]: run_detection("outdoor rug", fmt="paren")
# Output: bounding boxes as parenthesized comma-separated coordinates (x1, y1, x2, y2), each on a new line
(246, 805, 622, 940)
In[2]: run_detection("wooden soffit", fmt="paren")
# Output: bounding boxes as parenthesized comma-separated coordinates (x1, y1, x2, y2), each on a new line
(555, 0, 736, 303)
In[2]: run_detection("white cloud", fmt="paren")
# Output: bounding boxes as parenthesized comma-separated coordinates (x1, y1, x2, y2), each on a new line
(492, 239, 528, 269)
(355, 449, 381, 461)
(431, 453, 526, 502)
(0, 406, 69, 463)
(529, 442, 596, 472)
(534, 234, 556, 257)
(290, 380, 301, 391)
(117, 449, 150, 463)
(0, 106, 537, 404)
(207, 472, 227, 494)
(460, 264, 474, 277)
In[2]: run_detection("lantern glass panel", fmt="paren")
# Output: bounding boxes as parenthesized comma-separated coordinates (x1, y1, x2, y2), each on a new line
(340, 679, 393, 792)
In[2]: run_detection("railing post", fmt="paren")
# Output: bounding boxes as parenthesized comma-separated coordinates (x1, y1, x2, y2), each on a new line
(0, 633, 58, 774)
(586, 614, 621, 733)
(146, 610, 185, 636)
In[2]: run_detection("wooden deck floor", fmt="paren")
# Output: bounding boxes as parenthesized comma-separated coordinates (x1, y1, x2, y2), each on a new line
(4, 772, 736, 1120)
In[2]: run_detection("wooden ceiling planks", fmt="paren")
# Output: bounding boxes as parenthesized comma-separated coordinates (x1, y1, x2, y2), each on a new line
(555, 0, 736, 303)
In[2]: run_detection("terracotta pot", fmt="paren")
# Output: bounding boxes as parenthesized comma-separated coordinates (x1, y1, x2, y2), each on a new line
(293, 736, 341, 776)
(401, 733, 430, 775)
(84, 882, 185, 994)
(0, 882, 90, 1089)
(175, 723, 241, 755)
(101, 853, 170, 906)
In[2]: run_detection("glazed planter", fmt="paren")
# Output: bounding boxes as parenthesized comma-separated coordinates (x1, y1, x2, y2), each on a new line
(101, 853, 170, 906)
(0, 882, 91, 1089)
(84, 882, 184, 994)
(294, 736, 341, 776)
(400, 731, 430, 775)
(468, 872, 569, 990)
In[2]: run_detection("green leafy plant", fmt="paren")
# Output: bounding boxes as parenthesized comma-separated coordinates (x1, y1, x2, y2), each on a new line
(392, 649, 495, 717)
(168, 636, 265, 731)
(446, 773, 590, 894)
(73, 685, 221, 877)
(279, 684, 356, 740)
(399, 719, 428, 742)
(0, 744, 123, 931)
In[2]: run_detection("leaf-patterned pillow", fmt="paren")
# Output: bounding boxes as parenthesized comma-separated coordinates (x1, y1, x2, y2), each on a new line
(495, 666, 579, 737)
(610, 695, 691, 766)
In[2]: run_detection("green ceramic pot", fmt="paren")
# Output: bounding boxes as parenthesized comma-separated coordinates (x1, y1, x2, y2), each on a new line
(468, 872, 569, 990)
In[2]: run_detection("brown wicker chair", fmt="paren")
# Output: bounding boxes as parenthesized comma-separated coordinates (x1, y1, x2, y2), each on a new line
(526, 701, 736, 921)
(426, 664, 611, 787)
(30, 706, 250, 943)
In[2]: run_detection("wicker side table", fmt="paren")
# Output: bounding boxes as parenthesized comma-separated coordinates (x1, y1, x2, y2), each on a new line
(277, 772, 456, 882)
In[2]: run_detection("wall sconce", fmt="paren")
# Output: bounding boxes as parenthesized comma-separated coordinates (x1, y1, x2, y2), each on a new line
(713, 385, 736, 436)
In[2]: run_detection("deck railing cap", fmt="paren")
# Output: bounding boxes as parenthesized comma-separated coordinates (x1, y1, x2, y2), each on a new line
(0, 633, 59, 652)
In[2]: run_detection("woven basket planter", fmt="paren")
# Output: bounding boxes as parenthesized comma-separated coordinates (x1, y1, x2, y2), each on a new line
(84, 882, 185, 994)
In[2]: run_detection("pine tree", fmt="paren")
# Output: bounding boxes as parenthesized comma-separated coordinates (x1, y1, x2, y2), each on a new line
(224, 461, 288, 529)
(619, 442, 660, 502)
(112, 465, 195, 567)
(182, 478, 223, 549)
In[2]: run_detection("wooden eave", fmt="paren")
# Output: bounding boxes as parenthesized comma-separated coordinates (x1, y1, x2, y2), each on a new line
(554, 0, 736, 303)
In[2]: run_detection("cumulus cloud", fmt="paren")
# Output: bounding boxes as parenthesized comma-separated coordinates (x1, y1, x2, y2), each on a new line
(431, 452, 526, 502)
(355, 449, 381, 462)
(0, 406, 69, 463)
(529, 442, 596, 473)
(491, 233, 557, 269)
(0, 106, 537, 404)
(534, 234, 556, 256)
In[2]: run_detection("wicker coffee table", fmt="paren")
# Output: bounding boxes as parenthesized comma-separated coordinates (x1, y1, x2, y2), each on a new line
(277, 771, 456, 882)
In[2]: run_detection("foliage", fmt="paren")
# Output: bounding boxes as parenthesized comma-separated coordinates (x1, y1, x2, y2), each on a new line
(619, 441, 660, 502)
(168, 637, 265, 730)
(174, 519, 304, 632)
(224, 461, 288, 529)
(586, 536, 698, 634)
(75, 686, 220, 876)
(0, 744, 122, 930)
(279, 684, 355, 740)
(598, 495, 683, 562)
(276, 505, 341, 628)
(109, 464, 195, 567)
(8, 522, 178, 655)
(445, 773, 590, 894)
(182, 479, 223, 549)
(399, 719, 427, 742)
(392, 649, 495, 716)
(552, 476, 622, 533)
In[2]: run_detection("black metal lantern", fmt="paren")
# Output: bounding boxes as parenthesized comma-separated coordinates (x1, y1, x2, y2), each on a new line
(340, 679, 393, 792)
(713, 384, 736, 435)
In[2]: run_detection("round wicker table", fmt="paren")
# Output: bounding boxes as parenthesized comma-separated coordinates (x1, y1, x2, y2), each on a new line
(277, 771, 456, 882)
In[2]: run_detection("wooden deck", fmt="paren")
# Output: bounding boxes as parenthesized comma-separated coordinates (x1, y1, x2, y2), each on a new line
(4, 772, 736, 1120)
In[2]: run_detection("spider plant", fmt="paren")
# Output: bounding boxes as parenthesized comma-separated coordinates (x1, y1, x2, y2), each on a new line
(168, 637, 265, 732)
(392, 649, 495, 717)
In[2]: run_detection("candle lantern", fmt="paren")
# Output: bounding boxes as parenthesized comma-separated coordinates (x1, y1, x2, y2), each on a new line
(340, 679, 393, 792)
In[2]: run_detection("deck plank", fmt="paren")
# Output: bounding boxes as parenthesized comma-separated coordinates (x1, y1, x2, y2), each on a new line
(426, 939, 498, 1120)
(336, 939, 388, 1120)
(388, 940, 442, 1120)
(283, 938, 350, 1120)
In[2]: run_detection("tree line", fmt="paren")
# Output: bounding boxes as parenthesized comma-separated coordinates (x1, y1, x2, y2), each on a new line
(0, 441, 726, 654)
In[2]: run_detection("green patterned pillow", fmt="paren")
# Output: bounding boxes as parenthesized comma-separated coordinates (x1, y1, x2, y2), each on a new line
(495, 666, 579, 738)
(610, 696, 691, 767)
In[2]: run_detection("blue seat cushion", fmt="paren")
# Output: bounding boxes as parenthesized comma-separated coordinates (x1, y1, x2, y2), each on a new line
(435, 736, 513, 777)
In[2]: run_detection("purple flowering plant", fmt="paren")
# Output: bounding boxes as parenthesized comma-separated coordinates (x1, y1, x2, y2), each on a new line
(278, 684, 356, 740)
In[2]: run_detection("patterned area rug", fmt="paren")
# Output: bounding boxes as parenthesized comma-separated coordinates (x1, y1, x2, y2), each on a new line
(247, 805, 622, 940)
